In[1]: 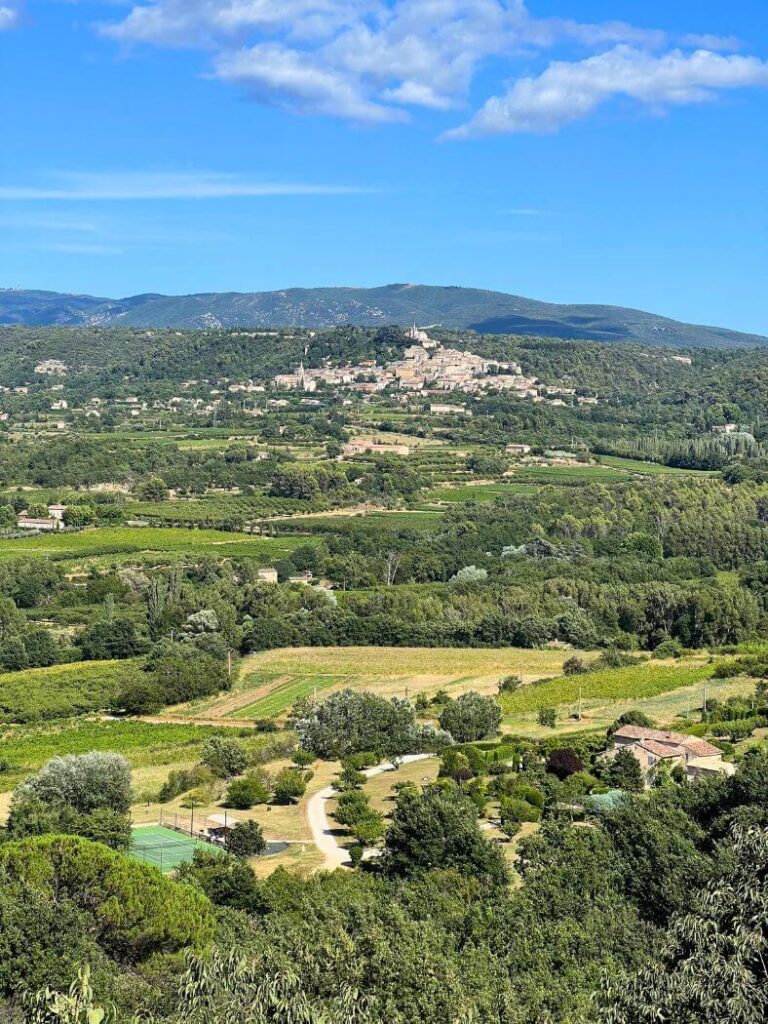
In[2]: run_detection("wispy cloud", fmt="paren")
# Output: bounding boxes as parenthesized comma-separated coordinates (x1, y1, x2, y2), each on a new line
(97, 0, 767, 135)
(503, 208, 549, 216)
(35, 242, 125, 255)
(0, 5, 18, 30)
(0, 170, 377, 200)
(445, 46, 768, 139)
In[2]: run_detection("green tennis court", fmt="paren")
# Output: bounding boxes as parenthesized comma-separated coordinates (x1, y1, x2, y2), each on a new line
(131, 825, 212, 871)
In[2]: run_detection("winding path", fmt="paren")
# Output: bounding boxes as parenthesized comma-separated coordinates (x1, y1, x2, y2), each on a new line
(306, 753, 434, 869)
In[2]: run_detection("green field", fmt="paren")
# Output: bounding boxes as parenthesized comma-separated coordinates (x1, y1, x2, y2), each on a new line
(0, 718, 265, 792)
(229, 673, 348, 719)
(0, 526, 311, 566)
(0, 659, 140, 724)
(499, 662, 716, 721)
(512, 464, 626, 485)
(422, 483, 537, 503)
(596, 455, 715, 476)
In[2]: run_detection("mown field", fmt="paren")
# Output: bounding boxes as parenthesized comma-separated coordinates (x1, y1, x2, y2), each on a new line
(183, 645, 579, 722)
(0, 659, 140, 724)
(0, 526, 310, 567)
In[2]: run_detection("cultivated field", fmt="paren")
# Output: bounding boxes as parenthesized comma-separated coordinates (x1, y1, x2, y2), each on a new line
(595, 455, 716, 476)
(0, 526, 309, 567)
(499, 660, 758, 737)
(0, 659, 140, 724)
(172, 645, 580, 723)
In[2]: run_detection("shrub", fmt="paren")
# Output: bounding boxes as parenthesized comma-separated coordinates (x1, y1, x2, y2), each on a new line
(334, 789, 371, 826)
(292, 749, 316, 767)
(500, 796, 541, 825)
(201, 737, 248, 779)
(510, 783, 545, 809)
(225, 775, 270, 809)
(116, 674, 166, 715)
(19, 752, 132, 814)
(352, 813, 385, 846)
(537, 708, 557, 728)
(272, 768, 308, 804)
(158, 767, 211, 803)
(652, 638, 683, 659)
(563, 657, 589, 676)
(546, 748, 585, 781)
(224, 820, 266, 858)
(498, 674, 522, 693)
(439, 692, 501, 743)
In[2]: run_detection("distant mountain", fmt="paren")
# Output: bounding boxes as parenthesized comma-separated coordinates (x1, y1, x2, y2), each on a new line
(1, 284, 765, 348)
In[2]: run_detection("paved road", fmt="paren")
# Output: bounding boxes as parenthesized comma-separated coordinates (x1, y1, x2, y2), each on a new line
(306, 753, 435, 870)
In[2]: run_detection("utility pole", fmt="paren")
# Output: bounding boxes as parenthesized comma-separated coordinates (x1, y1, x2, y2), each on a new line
(577, 684, 582, 721)
(227, 649, 233, 679)
(190, 799, 195, 838)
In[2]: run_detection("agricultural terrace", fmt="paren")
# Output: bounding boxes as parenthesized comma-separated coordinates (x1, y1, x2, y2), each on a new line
(0, 526, 312, 568)
(170, 645, 579, 722)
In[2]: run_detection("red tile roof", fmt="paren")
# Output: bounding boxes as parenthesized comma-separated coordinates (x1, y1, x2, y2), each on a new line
(614, 725, 721, 759)
(637, 740, 686, 758)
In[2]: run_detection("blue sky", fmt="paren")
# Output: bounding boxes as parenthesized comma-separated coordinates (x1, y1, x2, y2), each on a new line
(1, 0, 767, 333)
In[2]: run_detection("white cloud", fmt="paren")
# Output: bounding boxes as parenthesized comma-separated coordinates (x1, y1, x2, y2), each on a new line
(102, 0, 366, 46)
(0, 170, 376, 200)
(99, 2, 768, 135)
(214, 43, 406, 121)
(682, 33, 742, 52)
(0, 5, 18, 30)
(446, 46, 768, 139)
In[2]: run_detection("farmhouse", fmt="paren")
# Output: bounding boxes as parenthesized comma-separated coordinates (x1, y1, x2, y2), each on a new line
(344, 437, 410, 456)
(16, 516, 60, 531)
(256, 567, 279, 584)
(608, 725, 735, 781)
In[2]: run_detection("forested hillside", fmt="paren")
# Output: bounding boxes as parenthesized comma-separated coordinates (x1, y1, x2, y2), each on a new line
(2, 284, 765, 347)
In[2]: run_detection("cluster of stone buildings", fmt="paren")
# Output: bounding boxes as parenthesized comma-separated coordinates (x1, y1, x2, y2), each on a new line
(265, 335, 597, 407)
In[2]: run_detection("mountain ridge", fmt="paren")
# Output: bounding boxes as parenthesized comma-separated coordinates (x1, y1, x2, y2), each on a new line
(1, 283, 765, 349)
